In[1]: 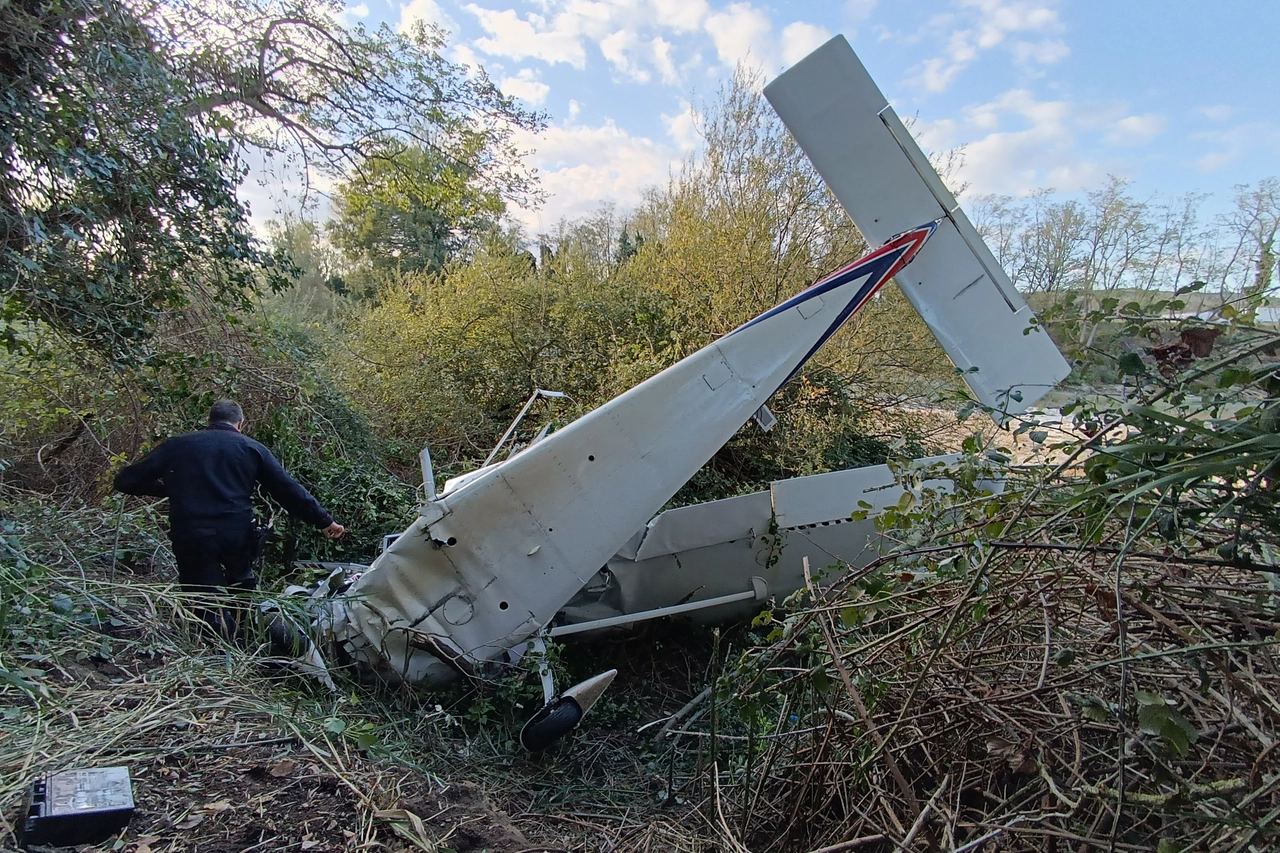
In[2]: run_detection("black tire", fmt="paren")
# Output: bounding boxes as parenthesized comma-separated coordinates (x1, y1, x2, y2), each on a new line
(520, 698, 583, 752)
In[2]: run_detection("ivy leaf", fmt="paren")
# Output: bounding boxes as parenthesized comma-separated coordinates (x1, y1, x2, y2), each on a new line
(1117, 352, 1148, 376)
(1218, 367, 1254, 388)
(1137, 697, 1198, 756)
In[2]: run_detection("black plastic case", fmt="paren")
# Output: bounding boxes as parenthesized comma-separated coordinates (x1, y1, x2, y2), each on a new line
(20, 766, 134, 848)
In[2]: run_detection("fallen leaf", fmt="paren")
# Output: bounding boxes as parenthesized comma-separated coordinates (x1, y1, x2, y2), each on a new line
(985, 735, 1037, 774)
(301, 839, 321, 850)
(269, 758, 299, 777)
(202, 799, 232, 814)
(176, 813, 204, 830)
(136, 845, 151, 853)
(374, 809, 435, 853)
(985, 736, 1016, 756)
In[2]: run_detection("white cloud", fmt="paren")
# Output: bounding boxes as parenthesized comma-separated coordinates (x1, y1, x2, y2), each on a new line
(596, 30, 687, 85)
(465, 5, 588, 67)
(1198, 152, 1232, 172)
(399, 0, 456, 34)
(600, 29, 649, 82)
(1011, 38, 1069, 67)
(652, 37, 679, 85)
(653, 0, 710, 33)
(663, 102, 700, 151)
(451, 42, 482, 69)
(511, 119, 677, 232)
(704, 3, 775, 70)
(910, 0, 1065, 93)
(501, 69, 551, 105)
(463, 1, 706, 84)
(1198, 105, 1234, 122)
(699, 2, 828, 73)
(844, 0, 878, 27)
(343, 3, 369, 20)
(1193, 122, 1280, 172)
(921, 89, 1133, 196)
(1105, 114, 1167, 146)
(599, 30, 683, 84)
(781, 21, 832, 66)
(568, 99, 582, 119)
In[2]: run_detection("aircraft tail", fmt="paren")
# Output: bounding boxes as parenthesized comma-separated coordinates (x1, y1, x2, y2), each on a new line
(764, 36, 1070, 417)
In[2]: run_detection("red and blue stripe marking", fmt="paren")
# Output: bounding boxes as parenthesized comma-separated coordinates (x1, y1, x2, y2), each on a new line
(729, 221, 938, 391)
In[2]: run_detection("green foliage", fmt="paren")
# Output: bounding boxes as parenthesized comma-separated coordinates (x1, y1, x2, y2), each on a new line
(0, 291, 414, 573)
(264, 216, 350, 323)
(1057, 318, 1280, 562)
(331, 233, 663, 473)
(625, 67, 870, 343)
(248, 385, 418, 571)
(329, 72, 952, 500)
(329, 141, 507, 285)
(1135, 690, 1198, 756)
(0, 0, 291, 360)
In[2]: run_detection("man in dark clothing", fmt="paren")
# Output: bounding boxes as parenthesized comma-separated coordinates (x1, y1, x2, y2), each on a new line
(115, 400, 344, 637)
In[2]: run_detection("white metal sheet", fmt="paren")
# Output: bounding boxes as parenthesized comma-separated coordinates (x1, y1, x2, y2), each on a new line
(633, 490, 772, 561)
(764, 36, 1070, 416)
(335, 247, 902, 679)
(770, 455, 958, 529)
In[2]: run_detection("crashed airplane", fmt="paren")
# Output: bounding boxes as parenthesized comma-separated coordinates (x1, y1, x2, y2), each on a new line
(313, 35, 1070, 750)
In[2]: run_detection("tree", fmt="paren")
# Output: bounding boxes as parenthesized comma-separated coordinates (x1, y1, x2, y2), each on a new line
(626, 68, 952, 425)
(1220, 178, 1280, 298)
(265, 214, 347, 320)
(152, 0, 543, 201)
(1, 0, 543, 360)
(328, 141, 505, 283)
(330, 230, 669, 470)
(0, 0, 291, 360)
(628, 68, 869, 339)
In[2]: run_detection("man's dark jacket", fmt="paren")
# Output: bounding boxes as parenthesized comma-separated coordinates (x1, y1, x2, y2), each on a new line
(114, 423, 333, 539)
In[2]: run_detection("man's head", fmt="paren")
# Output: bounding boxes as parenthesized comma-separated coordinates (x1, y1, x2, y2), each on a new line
(209, 399, 245, 431)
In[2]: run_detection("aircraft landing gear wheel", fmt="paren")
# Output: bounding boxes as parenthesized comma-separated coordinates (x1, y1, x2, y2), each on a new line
(520, 697, 584, 752)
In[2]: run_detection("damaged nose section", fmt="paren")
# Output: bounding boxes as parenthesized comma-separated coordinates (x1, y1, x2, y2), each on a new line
(520, 669, 618, 752)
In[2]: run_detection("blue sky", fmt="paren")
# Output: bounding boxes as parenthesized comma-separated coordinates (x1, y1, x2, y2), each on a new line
(292, 0, 1280, 235)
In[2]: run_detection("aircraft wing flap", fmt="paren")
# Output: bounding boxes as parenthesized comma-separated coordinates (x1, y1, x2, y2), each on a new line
(764, 35, 1070, 416)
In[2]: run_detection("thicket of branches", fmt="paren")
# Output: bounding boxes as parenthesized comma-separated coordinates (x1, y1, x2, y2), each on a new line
(633, 301, 1280, 851)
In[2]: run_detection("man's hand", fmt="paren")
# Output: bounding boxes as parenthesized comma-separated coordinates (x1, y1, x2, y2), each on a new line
(322, 522, 345, 539)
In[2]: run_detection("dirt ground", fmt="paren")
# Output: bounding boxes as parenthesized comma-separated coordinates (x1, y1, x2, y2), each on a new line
(5, 731, 562, 853)
(98, 752, 529, 853)
(1, 645, 566, 853)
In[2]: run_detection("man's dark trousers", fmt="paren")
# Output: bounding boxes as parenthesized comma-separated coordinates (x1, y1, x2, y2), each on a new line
(171, 525, 258, 638)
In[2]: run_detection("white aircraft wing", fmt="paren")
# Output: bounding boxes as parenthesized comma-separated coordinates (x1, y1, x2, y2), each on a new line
(559, 455, 988, 627)
(764, 36, 1070, 416)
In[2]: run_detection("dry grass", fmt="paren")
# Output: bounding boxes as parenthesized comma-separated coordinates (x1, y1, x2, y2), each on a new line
(0, 510, 541, 853)
(7, 466, 1280, 853)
